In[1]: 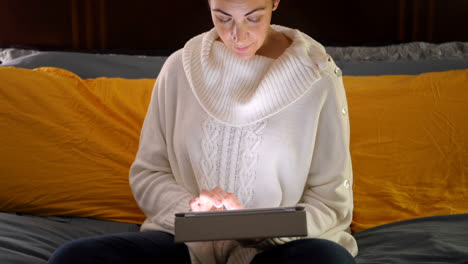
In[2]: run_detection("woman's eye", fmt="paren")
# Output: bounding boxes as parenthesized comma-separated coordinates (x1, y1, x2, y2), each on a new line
(247, 17, 260, 23)
(217, 17, 231, 24)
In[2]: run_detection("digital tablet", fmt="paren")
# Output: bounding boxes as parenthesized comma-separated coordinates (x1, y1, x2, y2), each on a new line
(174, 206, 307, 242)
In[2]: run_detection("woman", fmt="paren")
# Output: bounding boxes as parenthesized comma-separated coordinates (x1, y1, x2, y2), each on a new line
(49, 0, 357, 263)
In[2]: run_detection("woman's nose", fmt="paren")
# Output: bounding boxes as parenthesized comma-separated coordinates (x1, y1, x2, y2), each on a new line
(231, 23, 246, 43)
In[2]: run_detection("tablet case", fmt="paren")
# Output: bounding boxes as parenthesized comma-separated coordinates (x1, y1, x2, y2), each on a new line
(174, 206, 307, 242)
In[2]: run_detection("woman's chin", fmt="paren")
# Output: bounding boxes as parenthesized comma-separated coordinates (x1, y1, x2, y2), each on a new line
(236, 54, 253, 60)
(230, 45, 255, 60)
(232, 50, 255, 60)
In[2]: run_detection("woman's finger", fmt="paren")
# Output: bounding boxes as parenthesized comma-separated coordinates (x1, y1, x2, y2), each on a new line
(211, 187, 244, 210)
(222, 193, 243, 210)
(199, 189, 223, 208)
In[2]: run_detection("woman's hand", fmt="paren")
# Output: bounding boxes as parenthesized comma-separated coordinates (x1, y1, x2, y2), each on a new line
(189, 188, 263, 246)
(189, 187, 243, 212)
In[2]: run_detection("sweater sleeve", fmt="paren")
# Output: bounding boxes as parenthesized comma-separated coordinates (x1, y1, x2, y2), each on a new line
(254, 64, 354, 249)
(129, 53, 193, 232)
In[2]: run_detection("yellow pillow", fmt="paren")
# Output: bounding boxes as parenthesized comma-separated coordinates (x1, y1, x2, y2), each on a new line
(0, 67, 153, 224)
(344, 69, 468, 233)
(2, 66, 467, 230)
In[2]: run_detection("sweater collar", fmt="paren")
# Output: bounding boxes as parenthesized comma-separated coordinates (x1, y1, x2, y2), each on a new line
(182, 25, 328, 127)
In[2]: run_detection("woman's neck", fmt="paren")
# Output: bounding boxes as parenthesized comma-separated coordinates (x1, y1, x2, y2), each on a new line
(256, 27, 292, 59)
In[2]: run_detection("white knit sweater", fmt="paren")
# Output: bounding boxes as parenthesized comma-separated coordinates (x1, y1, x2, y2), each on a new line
(129, 25, 357, 263)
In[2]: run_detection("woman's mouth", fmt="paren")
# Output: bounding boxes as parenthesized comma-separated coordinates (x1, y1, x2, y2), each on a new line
(234, 44, 251, 53)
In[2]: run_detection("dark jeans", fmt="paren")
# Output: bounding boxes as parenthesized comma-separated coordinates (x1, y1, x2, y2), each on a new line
(48, 231, 355, 264)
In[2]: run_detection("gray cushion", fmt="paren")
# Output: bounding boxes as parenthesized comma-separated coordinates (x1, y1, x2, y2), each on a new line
(4, 50, 468, 78)
(0, 213, 139, 264)
(2, 51, 167, 79)
(336, 58, 468, 76)
(354, 214, 468, 263)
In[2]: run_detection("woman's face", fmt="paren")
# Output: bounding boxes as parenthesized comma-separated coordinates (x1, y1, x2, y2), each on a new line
(209, 0, 279, 60)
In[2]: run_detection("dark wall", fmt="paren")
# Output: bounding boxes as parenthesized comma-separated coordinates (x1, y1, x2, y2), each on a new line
(1, 0, 467, 53)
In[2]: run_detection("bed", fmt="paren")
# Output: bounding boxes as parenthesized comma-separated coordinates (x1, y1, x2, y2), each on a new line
(1, 40, 467, 263)
(2, 0, 468, 259)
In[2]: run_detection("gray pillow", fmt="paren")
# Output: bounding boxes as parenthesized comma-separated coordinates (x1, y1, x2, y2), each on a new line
(327, 42, 468, 62)
(2, 51, 167, 79)
(3, 49, 467, 78)
(336, 58, 468, 76)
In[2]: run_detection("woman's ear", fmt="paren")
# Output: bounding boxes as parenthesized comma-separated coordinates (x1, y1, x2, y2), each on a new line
(272, 0, 280, 11)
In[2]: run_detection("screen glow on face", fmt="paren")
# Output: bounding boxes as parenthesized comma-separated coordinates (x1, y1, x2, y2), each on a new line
(210, 0, 275, 60)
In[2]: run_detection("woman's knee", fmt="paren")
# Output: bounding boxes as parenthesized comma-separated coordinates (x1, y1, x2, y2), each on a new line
(48, 232, 190, 264)
(252, 238, 355, 264)
(48, 237, 101, 264)
(298, 239, 355, 263)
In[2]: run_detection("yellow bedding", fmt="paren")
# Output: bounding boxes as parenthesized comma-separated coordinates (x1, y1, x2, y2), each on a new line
(345, 70, 468, 232)
(0, 67, 152, 224)
(0, 66, 467, 232)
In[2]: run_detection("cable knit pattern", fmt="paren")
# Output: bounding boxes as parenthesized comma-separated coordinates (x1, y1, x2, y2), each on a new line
(201, 119, 220, 189)
(200, 118, 267, 207)
(237, 120, 266, 206)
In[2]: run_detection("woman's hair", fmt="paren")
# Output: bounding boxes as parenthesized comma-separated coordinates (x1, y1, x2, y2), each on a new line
(207, 0, 276, 8)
